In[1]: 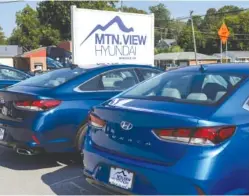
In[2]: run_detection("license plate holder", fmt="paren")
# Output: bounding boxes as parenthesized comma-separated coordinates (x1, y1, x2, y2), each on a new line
(108, 167, 134, 190)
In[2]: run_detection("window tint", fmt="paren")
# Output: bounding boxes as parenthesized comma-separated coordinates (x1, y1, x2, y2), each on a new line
(0, 68, 28, 80)
(122, 72, 245, 104)
(79, 76, 102, 91)
(139, 69, 161, 80)
(17, 67, 85, 88)
(79, 69, 138, 91)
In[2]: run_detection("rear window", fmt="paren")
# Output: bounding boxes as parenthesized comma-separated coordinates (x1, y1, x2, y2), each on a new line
(17, 67, 85, 88)
(122, 71, 245, 105)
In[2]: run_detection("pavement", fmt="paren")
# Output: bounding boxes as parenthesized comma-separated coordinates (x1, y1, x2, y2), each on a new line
(0, 146, 109, 195)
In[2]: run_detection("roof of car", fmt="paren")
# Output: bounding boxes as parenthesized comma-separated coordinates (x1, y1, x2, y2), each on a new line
(79, 64, 161, 71)
(171, 63, 249, 75)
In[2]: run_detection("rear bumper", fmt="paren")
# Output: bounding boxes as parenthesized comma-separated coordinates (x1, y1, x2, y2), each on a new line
(0, 118, 76, 153)
(84, 171, 132, 195)
(83, 136, 249, 195)
(83, 143, 201, 194)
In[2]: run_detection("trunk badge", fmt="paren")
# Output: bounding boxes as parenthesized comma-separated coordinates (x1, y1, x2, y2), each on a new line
(120, 121, 133, 131)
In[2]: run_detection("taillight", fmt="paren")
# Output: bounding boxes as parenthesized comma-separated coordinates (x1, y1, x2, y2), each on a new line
(88, 113, 106, 128)
(14, 100, 61, 111)
(153, 126, 236, 146)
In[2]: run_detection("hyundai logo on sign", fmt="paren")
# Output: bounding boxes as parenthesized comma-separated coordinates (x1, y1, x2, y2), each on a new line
(120, 121, 133, 131)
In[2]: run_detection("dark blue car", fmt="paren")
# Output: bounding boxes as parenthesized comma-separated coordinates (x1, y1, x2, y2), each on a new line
(0, 64, 162, 155)
(83, 63, 249, 195)
(0, 64, 31, 89)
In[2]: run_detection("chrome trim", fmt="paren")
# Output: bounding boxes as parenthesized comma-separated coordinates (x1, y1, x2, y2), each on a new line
(151, 130, 215, 147)
(243, 97, 249, 111)
(73, 67, 140, 93)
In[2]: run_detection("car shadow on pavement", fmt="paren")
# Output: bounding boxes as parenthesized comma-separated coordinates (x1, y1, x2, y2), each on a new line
(0, 146, 80, 170)
(41, 165, 110, 195)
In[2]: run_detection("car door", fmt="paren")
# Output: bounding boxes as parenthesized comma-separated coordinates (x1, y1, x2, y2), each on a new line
(0, 67, 30, 89)
(76, 68, 139, 104)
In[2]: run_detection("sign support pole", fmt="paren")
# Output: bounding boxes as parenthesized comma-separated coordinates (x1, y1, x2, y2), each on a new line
(71, 5, 76, 64)
(226, 41, 228, 63)
(220, 40, 223, 63)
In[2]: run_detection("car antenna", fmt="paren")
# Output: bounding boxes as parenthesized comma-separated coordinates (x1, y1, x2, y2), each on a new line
(199, 64, 206, 72)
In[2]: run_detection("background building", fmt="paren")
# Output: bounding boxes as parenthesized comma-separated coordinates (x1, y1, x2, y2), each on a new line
(213, 51, 249, 63)
(155, 52, 219, 69)
(0, 45, 22, 66)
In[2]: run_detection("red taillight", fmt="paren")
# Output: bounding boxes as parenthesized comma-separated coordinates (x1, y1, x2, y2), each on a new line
(153, 126, 236, 146)
(88, 113, 106, 128)
(14, 100, 61, 111)
(32, 135, 40, 144)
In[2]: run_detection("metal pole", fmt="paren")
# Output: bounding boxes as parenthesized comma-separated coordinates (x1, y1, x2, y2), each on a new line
(71, 5, 76, 65)
(220, 40, 223, 63)
(225, 41, 228, 63)
(190, 11, 198, 65)
(120, 0, 123, 11)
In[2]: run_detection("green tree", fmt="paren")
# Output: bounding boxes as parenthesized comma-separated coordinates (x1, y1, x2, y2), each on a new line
(8, 5, 60, 50)
(149, 3, 170, 28)
(122, 6, 147, 14)
(37, 1, 117, 40)
(149, 3, 171, 46)
(0, 26, 6, 45)
(178, 25, 205, 52)
(169, 45, 184, 52)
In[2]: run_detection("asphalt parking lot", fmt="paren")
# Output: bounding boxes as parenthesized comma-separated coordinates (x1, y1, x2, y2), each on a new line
(0, 146, 108, 195)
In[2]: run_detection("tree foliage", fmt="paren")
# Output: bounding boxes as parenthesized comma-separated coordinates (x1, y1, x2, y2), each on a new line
(149, 3, 172, 46)
(37, 1, 116, 40)
(176, 5, 249, 54)
(0, 26, 6, 45)
(8, 5, 60, 50)
(122, 6, 147, 14)
(7, 2, 249, 54)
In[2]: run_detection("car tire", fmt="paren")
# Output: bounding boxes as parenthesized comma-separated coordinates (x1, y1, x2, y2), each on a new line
(75, 123, 88, 152)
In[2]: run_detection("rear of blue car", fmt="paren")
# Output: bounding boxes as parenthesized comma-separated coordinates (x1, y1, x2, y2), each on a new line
(83, 68, 249, 195)
(0, 68, 87, 154)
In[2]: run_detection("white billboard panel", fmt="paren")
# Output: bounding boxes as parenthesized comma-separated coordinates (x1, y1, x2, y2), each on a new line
(71, 6, 154, 67)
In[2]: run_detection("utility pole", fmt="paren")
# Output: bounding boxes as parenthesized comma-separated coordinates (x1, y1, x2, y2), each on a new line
(190, 10, 198, 65)
(120, 0, 123, 12)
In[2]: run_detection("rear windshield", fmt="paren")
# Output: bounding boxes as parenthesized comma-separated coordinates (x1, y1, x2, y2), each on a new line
(122, 71, 246, 105)
(17, 67, 86, 88)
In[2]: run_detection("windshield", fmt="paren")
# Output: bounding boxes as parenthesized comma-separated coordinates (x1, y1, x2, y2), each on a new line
(122, 71, 245, 105)
(16, 67, 86, 88)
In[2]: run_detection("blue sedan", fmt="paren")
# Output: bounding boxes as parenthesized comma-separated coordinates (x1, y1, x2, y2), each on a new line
(0, 64, 31, 89)
(0, 64, 162, 155)
(83, 63, 249, 195)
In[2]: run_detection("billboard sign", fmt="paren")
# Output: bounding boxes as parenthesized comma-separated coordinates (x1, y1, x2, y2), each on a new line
(71, 6, 154, 67)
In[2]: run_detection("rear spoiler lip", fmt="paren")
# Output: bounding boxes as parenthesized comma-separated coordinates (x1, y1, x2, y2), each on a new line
(94, 104, 202, 121)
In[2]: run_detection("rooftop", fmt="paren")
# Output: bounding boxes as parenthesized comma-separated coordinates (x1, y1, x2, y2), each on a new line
(155, 52, 219, 61)
(213, 51, 249, 59)
(0, 45, 22, 57)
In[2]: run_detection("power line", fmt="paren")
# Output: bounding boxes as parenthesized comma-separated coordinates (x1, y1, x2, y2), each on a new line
(155, 7, 249, 22)
(0, 0, 24, 3)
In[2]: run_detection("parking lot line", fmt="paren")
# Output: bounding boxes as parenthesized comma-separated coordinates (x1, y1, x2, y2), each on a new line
(50, 175, 81, 186)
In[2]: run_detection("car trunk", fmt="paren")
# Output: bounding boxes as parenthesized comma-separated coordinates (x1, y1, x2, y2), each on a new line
(90, 98, 217, 165)
(0, 85, 52, 122)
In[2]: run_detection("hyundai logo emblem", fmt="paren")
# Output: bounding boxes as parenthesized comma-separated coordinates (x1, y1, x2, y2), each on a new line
(120, 121, 133, 131)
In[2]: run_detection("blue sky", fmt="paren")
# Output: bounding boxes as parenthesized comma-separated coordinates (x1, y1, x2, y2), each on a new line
(0, 1, 248, 38)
